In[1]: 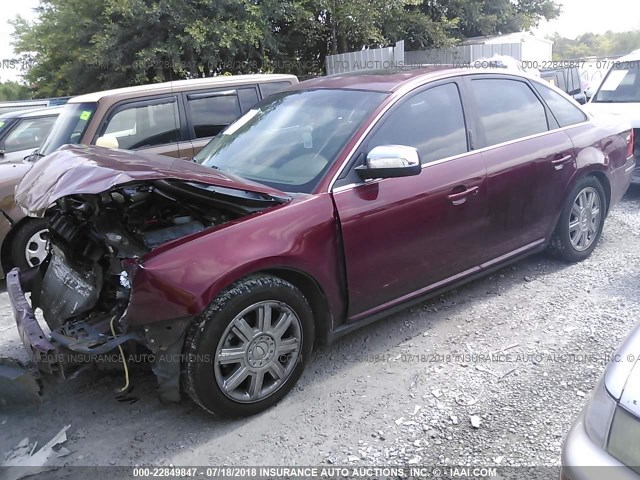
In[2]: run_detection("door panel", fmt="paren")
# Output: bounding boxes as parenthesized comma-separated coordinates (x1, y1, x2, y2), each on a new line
(334, 158, 487, 319)
(481, 133, 575, 257)
(333, 81, 491, 319)
(467, 76, 577, 259)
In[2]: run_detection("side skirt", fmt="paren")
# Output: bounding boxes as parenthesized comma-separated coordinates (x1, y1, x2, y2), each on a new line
(326, 240, 546, 343)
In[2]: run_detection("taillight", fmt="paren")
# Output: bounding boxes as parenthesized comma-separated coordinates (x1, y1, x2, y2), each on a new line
(627, 129, 635, 158)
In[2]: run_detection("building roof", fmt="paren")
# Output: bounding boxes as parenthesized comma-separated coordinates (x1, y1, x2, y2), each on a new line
(463, 32, 553, 46)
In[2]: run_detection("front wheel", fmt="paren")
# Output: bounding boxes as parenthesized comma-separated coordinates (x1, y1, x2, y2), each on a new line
(549, 176, 606, 262)
(182, 275, 314, 417)
(9, 218, 50, 271)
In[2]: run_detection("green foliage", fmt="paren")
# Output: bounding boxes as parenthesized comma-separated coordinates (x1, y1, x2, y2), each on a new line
(551, 31, 640, 60)
(0, 81, 31, 101)
(12, 0, 561, 97)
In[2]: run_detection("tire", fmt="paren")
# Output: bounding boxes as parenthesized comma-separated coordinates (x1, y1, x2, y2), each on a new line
(182, 275, 315, 417)
(9, 218, 51, 271)
(549, 176, 607, 263)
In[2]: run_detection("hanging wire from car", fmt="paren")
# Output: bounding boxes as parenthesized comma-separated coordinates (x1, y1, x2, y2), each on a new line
(110, 313, 130, 393)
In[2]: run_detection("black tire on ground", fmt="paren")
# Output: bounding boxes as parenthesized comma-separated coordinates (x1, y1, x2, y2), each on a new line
(182, 275, 315, 417)
(8, 218, 50, 271)
(548, 176, 607, 263)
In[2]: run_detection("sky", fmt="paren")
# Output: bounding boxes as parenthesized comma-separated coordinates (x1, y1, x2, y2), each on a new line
(0, 0, 639, 82)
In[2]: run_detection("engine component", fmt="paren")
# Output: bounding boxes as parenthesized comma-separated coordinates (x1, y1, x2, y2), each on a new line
(38, 247, 103, 330)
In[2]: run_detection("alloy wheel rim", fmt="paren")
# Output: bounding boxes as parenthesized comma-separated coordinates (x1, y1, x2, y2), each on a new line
(24, 229, 50, 267)
(214, 300, 302, 403)
(569, 187, 601, 252)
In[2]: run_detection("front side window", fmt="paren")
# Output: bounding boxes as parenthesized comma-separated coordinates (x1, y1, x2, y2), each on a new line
(366, 83, 468, 165)
(471, 79, 548, 146)
(39, 102, 97, 156)
(195, 89, 386, 193)
(102, 99, 180, 150)
(186, 93, 241, 139)
(2, 116, 57, 153)
(593, 66, 640, 103)
(533, 81, 587, 128)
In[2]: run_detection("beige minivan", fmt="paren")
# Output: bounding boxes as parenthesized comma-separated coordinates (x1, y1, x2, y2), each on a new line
(0, 74, 298, 274)
(36, 74, 298, 160)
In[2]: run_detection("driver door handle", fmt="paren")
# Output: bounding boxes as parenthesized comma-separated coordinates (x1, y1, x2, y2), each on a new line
(448, 186, 479, 206)
(551, 154, 573, 170)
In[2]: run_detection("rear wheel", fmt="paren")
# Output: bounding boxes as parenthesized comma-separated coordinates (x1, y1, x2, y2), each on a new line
(549, 176, 606, 262)
(182, 275, 314, 417)
(9, 219, 50, 271)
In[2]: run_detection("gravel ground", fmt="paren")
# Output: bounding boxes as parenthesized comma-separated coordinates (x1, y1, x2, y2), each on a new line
(1, 186, 640, 472)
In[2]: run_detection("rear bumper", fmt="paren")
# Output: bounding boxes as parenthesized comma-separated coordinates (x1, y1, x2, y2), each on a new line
(561, 410, 639, 480)
(6, 267, 61, 376)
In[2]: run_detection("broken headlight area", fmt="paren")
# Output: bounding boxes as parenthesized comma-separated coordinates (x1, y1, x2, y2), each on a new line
(19, 179, 266, 400)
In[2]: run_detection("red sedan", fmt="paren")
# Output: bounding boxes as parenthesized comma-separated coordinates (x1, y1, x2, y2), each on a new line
(8, 68, 635, 416)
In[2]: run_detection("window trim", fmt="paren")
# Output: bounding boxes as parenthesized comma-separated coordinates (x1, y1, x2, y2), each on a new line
(94, 94, 186, 149)
(333, 79, 471, 189)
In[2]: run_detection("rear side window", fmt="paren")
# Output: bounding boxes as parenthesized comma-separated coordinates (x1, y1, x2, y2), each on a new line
(186, 92, 241, 138)
(470, 79, 548, 146)
(533, 81, 587, 127)
(238, 87, 260, 112)
(367, 83, 468, 164)
(103, 99, 180, 150)
(259, 81, 293, 100)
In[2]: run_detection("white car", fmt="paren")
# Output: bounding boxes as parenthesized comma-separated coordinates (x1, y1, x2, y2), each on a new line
(585, 49, 640, 183)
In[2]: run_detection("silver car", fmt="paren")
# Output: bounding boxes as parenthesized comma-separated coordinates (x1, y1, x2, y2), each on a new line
(562, 324, 640, 479)
(0, 106, 63, 164)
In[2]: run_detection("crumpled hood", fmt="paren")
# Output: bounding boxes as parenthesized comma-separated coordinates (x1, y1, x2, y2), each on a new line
(16, 145, 289, 217)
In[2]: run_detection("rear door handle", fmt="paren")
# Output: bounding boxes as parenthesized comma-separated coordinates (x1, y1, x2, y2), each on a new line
(552, 154, 573, 170)
(448, 186, 479, 205)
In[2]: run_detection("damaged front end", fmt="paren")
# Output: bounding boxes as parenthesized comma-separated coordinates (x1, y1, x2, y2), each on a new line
(8, 178, 285, 402)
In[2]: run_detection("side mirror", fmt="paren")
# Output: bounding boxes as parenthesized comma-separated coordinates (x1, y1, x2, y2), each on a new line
(356, 145, 421, 180)
(95, 135, 119, 149)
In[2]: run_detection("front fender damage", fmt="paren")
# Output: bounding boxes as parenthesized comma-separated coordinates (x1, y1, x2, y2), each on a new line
(7, 176, 283, 404)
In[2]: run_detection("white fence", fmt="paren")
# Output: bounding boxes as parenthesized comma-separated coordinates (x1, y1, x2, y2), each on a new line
(325, 42, 529, 75)
(325, 41, 405, 75)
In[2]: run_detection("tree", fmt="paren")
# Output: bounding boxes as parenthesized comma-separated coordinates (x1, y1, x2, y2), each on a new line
(0, 81, 31, 101)
(551, 30, 640, 60)
(12, 0, 562, 97)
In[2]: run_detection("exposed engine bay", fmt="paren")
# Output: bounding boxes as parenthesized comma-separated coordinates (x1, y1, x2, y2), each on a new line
(24, 179, 280, 398)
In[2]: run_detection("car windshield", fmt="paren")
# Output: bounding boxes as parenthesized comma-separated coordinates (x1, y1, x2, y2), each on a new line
(593, 65, 640, 103)
(195, 89, 386, 193)
(39, 102, 97, 156)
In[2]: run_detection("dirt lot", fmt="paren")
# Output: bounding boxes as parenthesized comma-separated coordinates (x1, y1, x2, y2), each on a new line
(2, 186, 640, 472)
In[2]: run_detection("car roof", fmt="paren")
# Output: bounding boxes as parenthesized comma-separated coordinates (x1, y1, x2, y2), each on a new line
(293, 66, 540, 93)
(69, 74, 299, 104)
(617, 49, 640, 62)
(0, 105, 65, 120)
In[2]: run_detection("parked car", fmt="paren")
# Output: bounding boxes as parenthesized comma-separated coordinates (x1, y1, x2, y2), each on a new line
(0, 74, 297, 276)
(584, 49, 640, 183)
(0, 106, 62, 164)
(562, 323, 640, 479)
(541, 66, 587, 104)
(0, 98, 70, 115)
(7, 68, 634, 417)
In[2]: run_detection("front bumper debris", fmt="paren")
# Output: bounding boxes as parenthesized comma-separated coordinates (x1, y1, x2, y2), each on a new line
(6, 267, 61, 376)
